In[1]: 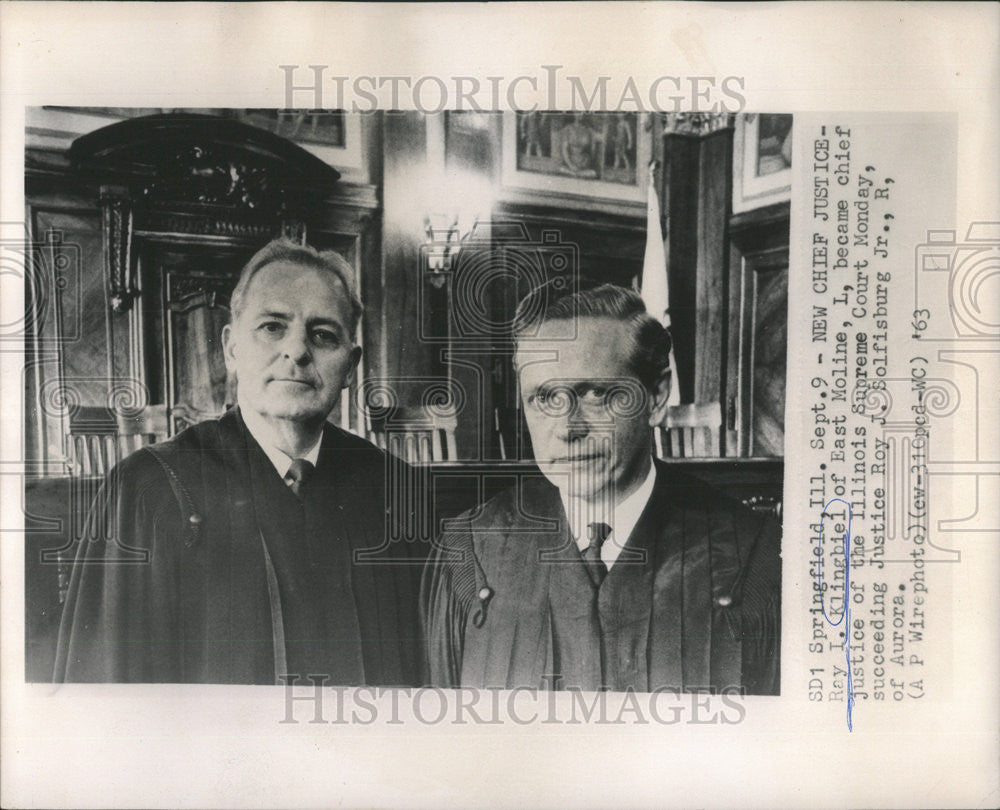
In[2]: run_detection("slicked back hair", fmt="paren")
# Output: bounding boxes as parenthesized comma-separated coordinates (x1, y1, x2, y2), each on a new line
(229, 239, 363, 339)
(513, 281, 672, 391)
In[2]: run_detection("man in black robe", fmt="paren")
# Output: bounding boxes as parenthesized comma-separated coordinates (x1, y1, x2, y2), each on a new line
(422, 283, 780, 694)
(55, 240, 422, 685)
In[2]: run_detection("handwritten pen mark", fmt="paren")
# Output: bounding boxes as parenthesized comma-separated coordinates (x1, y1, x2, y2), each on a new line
(815, 498, 855, 731)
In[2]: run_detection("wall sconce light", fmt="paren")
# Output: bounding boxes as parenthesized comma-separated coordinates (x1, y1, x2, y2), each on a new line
(423, 212, 474, 288)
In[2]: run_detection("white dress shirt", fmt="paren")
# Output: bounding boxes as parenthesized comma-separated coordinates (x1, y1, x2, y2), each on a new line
(559, 463, 658, 570)
(241, 408, 323, 483)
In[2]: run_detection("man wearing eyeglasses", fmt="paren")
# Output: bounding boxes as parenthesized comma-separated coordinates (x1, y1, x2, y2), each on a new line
(422, 282, 781, 694)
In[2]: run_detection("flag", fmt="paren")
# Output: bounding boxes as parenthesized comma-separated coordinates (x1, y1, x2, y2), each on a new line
(641, 166, 681, 406)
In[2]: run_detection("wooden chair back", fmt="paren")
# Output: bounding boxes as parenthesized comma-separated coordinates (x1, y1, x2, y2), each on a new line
(654, 401, 723, 459)
(368, 407, 459, 464)
(67, 405, 169, 476)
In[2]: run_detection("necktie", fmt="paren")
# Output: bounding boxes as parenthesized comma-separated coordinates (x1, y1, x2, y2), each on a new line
(582, 521, 612, 587)
(285, 458, 314, 499)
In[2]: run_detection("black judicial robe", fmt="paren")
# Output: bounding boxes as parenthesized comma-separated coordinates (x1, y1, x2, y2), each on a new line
(54, 408, 423, 685)
(421, 459, 781, 694)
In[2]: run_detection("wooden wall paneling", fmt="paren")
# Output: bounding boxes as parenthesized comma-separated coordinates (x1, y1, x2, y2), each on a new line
(489, 204, 646, 285)
(693, 130, 733, 409)
(309, 187, 380, 435)
(749, 260, 788, 456)
(662, 134, 700, 404)
(143, 244, 251, 433)
(726, 203, 790, 458)
(724, 226, 742, 457)
(661, 124, 734, 415)
(25, 186, 108, 472)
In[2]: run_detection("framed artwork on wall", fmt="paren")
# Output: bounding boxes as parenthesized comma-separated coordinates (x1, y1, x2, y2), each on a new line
(236, 109, 347, 146)
(233, 109, 367, 182)
(733, 113, 793, 213)
(500, 111, 650, 213)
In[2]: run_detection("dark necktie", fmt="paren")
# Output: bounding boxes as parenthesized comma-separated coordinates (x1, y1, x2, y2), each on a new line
(285, 458, 315, 500)
(582, 521, 612, 587)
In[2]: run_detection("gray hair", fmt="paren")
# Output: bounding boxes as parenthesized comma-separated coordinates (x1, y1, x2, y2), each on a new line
(229, 239, 363, 339)
(513, 282, 672, 391)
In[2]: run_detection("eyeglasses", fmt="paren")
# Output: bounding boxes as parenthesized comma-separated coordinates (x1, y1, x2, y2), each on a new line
(522, 378, 649, 420)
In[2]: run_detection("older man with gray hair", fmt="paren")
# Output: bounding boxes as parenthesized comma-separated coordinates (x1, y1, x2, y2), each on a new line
(56, 239, 423, 685)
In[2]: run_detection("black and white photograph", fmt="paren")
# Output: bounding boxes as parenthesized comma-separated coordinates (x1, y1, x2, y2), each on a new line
(2, 3, 997, 810)
(23, 107, 784, 694)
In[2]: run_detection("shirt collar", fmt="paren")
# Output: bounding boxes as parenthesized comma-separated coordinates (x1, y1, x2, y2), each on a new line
(560, 462, 658, 566)
(241, 407, 323, 479)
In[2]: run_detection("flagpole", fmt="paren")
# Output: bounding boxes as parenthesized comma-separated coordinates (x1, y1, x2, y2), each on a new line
(641, 158, 682, 407)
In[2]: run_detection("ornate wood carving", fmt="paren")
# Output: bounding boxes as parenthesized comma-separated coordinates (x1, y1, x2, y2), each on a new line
(141, 145, 274, 210)
(71, 113, 341, 246)
(100, 185, 136, 312)
(659, 112, 734, 137)
(138, 209, 275, 240)
(279, 219, 307, 243)
(67, 113, 346, 439)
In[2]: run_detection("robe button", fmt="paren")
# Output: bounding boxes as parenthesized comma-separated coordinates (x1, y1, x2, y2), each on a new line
(716, 595, 732, 607)
(185, 513, 203, 548)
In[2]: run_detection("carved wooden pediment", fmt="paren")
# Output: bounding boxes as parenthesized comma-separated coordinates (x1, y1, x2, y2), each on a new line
(69, 113, 341, 310)
(69, 112, 340, 217)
